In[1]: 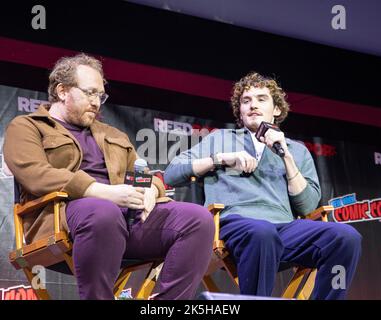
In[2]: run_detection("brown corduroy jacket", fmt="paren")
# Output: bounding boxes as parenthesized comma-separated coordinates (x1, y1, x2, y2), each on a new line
(3, 105, 170, 244)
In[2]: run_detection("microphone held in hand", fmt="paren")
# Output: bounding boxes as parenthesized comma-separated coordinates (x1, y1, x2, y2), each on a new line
(125, 159, 153, 228)
(255, 122, 285, 158)
(134, 158, 149, 174)
(125, 159, 153, 188)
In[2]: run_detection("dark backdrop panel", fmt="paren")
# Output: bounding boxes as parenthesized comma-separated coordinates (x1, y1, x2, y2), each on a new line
(1, 84, 381, 299)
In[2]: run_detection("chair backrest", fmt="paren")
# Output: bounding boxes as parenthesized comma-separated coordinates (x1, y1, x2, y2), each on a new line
(168, 176, 206, 204)
(13, 177, 21, 204)
(190, 177, 205, 205)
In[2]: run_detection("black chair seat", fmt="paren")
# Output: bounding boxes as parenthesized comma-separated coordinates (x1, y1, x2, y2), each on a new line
(278, 261, 297, 272)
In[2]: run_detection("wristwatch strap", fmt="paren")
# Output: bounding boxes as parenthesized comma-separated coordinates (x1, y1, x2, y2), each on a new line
(210, 153, 224, 170)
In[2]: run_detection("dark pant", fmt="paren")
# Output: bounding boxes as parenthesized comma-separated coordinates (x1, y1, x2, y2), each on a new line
(220, 215, 362, 300)
(65, 198, 215, 300)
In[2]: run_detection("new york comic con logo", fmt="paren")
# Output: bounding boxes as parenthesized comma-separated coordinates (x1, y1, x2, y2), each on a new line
(329, 193, 381, 223)
(0, 285, 37, 300)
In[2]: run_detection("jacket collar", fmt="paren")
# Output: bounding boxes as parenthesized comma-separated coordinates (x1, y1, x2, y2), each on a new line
(29, 105, 56, 124)
(29, 105, 75, 137)
(31, 105, 107, 141)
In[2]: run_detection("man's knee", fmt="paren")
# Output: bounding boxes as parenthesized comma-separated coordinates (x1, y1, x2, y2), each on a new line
(77, 198, 124, 232)
(244, 220, 280, 244)
(331, 224, 362, 251)
(187, 203, 214, 232)
(171, 202, 215, 236)
(223, 219, 282, 263)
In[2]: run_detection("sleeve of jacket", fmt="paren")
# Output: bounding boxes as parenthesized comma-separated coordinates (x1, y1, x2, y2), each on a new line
(125, 135, 166, 198)
(3, 117, 96, 199)
(288, 144, 321, 216)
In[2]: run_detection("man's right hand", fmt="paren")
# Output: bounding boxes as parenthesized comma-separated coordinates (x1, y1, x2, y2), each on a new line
(84, 182, 145, 209)
(192, 151, 257, 176)
(217, 151, 257, 173)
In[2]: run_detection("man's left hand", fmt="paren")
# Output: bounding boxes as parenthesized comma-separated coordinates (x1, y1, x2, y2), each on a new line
(259, 128, 291, 158)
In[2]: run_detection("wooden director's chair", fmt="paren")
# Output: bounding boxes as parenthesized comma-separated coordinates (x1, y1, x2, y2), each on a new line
(203, 203, 334, 300)
(188, 177, 334, 300)
(9, 180, 162, 300)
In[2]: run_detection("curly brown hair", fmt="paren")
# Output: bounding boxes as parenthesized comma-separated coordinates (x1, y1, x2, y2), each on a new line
(48, 53, 106, 103)
(231, 71, 290, 128)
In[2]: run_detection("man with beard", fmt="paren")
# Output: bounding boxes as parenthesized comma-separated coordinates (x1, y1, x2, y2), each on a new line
(3, 53, 214, 300)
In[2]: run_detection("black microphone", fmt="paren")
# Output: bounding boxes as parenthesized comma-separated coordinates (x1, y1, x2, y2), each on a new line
(255, 121, 285, 158)
(133, 159, 153, 188)
(134, 158, 148, 175)
(125, 159, 153, 187)
(134, 159, 148, 175)
(125, 159, 153, 228)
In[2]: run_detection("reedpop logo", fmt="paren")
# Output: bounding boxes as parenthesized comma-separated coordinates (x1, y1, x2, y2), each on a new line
(18, 97, 49, 113)
(136, 119, 243, 168)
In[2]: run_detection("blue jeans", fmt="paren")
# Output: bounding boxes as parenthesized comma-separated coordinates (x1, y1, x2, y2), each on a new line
(220, 214, 362, 299)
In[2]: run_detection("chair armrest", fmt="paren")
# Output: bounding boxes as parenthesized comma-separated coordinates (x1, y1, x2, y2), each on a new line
(207, 204, 225, 248)
(15, 192, 69, 216)
(303, 205, 334, 222)
(207, 203, 225, 215)
(13, 191, 69, 250)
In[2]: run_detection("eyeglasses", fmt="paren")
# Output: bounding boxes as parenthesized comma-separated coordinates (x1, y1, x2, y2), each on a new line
(75, 87, 109, 104)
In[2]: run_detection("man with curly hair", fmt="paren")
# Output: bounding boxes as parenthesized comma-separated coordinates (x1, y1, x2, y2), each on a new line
(165, 71, 362, 299)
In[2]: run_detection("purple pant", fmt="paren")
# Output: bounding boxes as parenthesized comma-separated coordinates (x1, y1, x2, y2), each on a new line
(65, 198, 215, 300)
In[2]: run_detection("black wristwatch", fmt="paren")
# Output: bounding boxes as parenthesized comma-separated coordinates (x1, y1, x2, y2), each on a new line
(210, 153, 224, 171)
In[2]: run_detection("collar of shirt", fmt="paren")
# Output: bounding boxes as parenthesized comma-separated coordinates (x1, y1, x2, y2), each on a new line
(250, 130, 266, 162)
